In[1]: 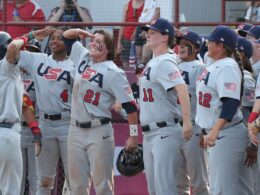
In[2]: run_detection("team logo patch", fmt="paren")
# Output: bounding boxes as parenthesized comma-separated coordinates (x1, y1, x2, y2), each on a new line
(224, 82, 236, 91)
(168, 71, 181, 80)
(245, 91, 255, 100)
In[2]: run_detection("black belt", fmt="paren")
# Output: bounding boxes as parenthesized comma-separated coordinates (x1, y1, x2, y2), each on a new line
(141, 119, 179, 132)
(0, 122, 14, 129)
(201, 120, 243, 135)
(22, 121, 28, 126)
(44, 113, 61, 120)
(76, 118, 111, 128)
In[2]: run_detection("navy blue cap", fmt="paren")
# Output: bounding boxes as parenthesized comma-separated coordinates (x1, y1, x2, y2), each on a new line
(237, 36, 253, 59)
(237, 23, 253, 37)
(176, 30, 202, 48)
(206, 25, 238, 50)
(142, 18, 174, 36)
(247, 26, 260, 39)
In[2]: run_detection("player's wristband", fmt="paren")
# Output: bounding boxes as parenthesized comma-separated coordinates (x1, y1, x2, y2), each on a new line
(248, 112, 259, 123)
(14, 37, 28, 50)
(28, 121, 41, 134)
(129, 124, 138, 136)
(29, 31, 34, 41)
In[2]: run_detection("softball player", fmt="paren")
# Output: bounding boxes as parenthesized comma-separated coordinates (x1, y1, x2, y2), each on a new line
(0, 32, 24, 195)
(248, 41, 260, 146)
(20, 39, 42, 195)
(140, 18, 192, 195)
(196, 25, 253, 195)
(17, 27, 74, 195)
(175, 30, 209, 195)
(245, 26, 260, 79)
(63, 28, 139, 195)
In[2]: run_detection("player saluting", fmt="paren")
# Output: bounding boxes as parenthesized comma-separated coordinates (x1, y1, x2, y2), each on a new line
(62, 28, 139, 195)
(0, 32, 41, 194)
(196, 26, 253, 194)
(139, 18, 192, 195)
(10, 27, 74, 195)
(175, 30, 209, 195)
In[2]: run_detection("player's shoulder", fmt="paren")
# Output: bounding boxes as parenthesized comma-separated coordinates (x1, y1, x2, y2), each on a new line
(157, 53, 178, 66)
(103, 61, 125, 73)
(215, 57, 237, 68)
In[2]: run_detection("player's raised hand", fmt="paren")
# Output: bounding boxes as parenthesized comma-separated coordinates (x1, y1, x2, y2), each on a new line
(32, 28, 56, 41)
(182, 119, 192, 141)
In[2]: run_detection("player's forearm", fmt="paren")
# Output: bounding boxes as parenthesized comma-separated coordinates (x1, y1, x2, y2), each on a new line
(63, 28, 82, 39)
(175, 84, 191, 120)
(252, 99, 260, 114)
(127, 112, 139, 125)
(6, 39, 26, 64)
(23, 107, 36, 124)
(212, 118, 227, 133)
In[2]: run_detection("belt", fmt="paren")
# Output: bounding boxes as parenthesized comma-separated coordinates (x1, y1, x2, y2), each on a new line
(22, 121, 28, 126)
(44, 113, 62, 120)
(76, 118, 111, 129)
(141, 119, 179, 132)
(0, 122, 14, 129)
(201, 120, 243, 135)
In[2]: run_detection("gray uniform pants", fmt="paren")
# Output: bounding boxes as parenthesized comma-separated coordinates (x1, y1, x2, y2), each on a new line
(36, 119, 70, 195)
(0, 125, 22, 195)
(143, 123, 183, 195)
(208, 123, 254, 195)
(68, 123, 114, 195)
(20, 126, 37, 195)
(176, 125, 209, 195)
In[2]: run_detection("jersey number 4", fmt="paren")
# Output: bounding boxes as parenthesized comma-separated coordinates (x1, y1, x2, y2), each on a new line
(143, 88, 154, 102)
(198, 91, 212, 108)
(84, 89, 100, 105)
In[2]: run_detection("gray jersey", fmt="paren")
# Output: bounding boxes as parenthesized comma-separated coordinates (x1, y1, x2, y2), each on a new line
(196, 57, 243, 129)
(70, 41, 134, 122)
(18, 51, 75, 115)
(255, 72, 260, 98)
(178, 60, 205, 120)
(242, 70, 255, 107)
(140, 53, 185, 124)
(21, 71, 36, 103)
(0, 58, 23, 124)
(252, 60, 260, 79)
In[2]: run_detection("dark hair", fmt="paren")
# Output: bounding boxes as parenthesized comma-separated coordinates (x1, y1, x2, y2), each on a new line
(240, 52, 253, 73)
(224, 45, 244, 100)
(93, 29, 115, 61)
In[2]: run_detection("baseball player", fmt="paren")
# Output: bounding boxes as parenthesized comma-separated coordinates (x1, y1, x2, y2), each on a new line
(248, 40, 260, 194)
(15, 27, 75, 195)
(63, 28, 139, 195)
(175, 30, 209, 195)
(20, 39, 42, 195)
(245, 26, 260, 79)
(0, 32, 25, 194)
(139, 18, 192, 195)
(196, 25, 253, 195)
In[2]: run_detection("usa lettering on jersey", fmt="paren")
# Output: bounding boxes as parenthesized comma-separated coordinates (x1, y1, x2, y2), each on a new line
(37, 63, 71, 85)
(81, 67, 104, 88)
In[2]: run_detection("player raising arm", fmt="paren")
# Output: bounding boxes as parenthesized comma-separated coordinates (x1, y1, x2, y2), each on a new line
(63, 27, 139, 195)
(0, 32, 25, 194)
